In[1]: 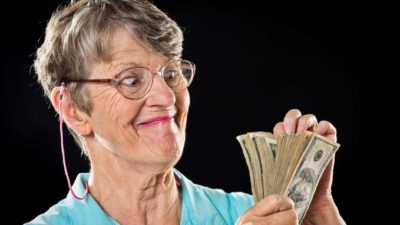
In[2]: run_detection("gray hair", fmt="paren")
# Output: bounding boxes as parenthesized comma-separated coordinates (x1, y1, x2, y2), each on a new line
(34, 0, 183, 154)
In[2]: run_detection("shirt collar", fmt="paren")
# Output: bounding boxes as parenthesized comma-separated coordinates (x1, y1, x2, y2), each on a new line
(65, 171, 193, 225)
(65, 173, 117, 224)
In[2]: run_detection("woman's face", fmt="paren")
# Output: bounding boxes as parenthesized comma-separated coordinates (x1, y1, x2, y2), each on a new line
(84, 27, 190, 169)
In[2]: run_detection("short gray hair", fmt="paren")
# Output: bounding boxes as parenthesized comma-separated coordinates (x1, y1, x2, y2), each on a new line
(34, 0, 183, 154)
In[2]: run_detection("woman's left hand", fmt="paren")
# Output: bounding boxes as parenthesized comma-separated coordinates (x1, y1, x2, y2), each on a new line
(273, 109, 345, 225)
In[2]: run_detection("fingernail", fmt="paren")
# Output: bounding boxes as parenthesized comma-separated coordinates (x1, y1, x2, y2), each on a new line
(243, 223, 253, 225)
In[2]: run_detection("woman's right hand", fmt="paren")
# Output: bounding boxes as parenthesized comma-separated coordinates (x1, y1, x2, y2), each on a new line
(236, 194, 298, 225)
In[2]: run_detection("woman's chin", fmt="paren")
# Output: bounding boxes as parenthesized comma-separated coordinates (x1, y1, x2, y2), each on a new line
(135, 121, 185, 165)
(158, 134, 183, 158)
(141, 133, 183, 165)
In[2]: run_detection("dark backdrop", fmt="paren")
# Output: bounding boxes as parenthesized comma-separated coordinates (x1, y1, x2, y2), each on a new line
(2, 1, 381, 224)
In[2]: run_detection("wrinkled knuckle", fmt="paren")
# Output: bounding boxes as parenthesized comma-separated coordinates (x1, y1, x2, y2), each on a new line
(267, 194, 282, 205)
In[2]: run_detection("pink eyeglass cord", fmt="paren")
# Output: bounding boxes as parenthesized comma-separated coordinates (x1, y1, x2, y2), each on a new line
(59, 84, 89, 200)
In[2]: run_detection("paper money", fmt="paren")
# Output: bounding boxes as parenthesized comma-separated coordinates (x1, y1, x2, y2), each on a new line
(236, 131, 340, 223)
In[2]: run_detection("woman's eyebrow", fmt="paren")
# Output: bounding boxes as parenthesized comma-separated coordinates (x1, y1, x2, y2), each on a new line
(116, 61, 142, 69)
(112, 61, 142, 78)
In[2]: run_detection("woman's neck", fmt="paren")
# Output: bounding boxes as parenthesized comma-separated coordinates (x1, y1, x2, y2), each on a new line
(88, 152, 181, 225)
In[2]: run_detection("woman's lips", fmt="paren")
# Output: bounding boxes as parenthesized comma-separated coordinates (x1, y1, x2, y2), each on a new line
(137, 116, 174, 127)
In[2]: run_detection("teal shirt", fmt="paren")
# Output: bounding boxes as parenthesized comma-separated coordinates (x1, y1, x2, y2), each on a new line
(26, 170, 254, 225)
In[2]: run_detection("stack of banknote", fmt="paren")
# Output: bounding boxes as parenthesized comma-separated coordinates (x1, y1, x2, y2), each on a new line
(236, 131, 340, 222)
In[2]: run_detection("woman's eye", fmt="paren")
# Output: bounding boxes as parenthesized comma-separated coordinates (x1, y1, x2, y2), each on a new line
(164, 70, 179, 82)
(120, 76, 140, 87)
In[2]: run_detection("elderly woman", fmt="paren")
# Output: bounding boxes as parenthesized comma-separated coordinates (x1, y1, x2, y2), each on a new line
(26, 0, 346, 225)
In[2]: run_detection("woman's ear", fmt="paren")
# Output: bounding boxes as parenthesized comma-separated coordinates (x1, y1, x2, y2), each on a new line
(50, 86, 92, 136)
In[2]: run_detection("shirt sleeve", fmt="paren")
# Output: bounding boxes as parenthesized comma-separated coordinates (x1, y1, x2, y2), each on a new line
(24, 200, 71, 225)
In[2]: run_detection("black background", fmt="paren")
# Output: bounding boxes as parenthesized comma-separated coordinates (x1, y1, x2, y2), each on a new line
(1, 1, 387, 224)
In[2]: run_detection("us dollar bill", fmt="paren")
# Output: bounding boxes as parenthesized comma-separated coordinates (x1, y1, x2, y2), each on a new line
(237, 131, 340, 223)
(285, 134, 339, 223)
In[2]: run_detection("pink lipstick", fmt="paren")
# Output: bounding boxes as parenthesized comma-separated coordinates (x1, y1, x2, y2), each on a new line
(138, 116, 174, 127)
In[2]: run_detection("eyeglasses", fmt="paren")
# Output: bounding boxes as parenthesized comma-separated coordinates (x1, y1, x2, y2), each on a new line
(62, 59, 196, 100)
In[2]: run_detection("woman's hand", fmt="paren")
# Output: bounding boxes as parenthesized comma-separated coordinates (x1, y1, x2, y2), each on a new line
(273, 109, 346, 225)
(236, 194, 298, 225)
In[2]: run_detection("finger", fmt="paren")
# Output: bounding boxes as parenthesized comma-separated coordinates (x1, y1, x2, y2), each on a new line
(253, 194, 294, 217)
(296, 114, 318, 134)
(283, 109, 302, 134)
(259, 209, 298, 225)
(315, 120, 337, 142)
(273, 122, 286, 138)
(238, 209, 298, 225)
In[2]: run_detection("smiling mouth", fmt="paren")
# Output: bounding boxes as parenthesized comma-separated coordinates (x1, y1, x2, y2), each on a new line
(138, 116, 174, 127)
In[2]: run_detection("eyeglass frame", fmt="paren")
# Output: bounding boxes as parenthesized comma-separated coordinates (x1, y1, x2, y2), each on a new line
(61, 59, 196, 100)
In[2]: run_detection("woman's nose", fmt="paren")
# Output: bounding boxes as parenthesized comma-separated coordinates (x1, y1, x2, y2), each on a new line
(144, 75, 176, 108)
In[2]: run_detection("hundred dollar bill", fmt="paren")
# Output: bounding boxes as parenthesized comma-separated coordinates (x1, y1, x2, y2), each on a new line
(237, 132, 340, 223)
(285, 134, 339, 223)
